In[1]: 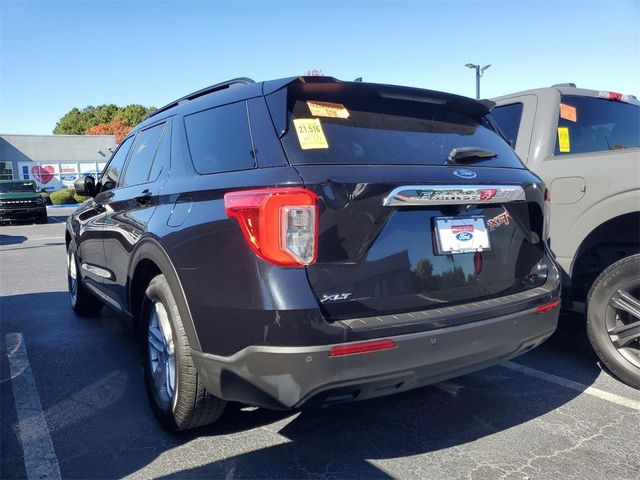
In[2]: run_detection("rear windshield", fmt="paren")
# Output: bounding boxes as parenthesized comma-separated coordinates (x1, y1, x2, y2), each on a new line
(0, 182, 36, 193)
(555, 95, 640, 155)
(278, 86, 522, 168)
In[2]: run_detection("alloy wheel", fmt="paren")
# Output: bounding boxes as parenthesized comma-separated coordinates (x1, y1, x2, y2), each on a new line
(148, 301, 176, 408)
(606, 281, 640, 369)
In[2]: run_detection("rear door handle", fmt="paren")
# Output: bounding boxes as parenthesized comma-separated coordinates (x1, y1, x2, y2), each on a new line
(135, 189, 152, 205)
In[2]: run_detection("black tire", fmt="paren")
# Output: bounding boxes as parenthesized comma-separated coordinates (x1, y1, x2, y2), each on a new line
(67, 244, 103, 316)
(141, 274, 225, 431)
(35, 213, 48, 224)
(587, 254, 640, 389)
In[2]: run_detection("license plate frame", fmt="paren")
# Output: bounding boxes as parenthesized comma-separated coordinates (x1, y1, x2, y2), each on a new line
(433, 215, 492, 255)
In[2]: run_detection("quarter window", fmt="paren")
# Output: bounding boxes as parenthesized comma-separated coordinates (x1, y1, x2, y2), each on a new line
(184, 101, 256, 174)
(121, 123, 166, 187)
(490, 103, 523, 149)
(100, 136, 134, 191)
(555, 95, 640, 155)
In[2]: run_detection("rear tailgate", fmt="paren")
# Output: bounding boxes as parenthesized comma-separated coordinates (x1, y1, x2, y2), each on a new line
(267, 78, 550, 321)
(296, 165, 548, 320)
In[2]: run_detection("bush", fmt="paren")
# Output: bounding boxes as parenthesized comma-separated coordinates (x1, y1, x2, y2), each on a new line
(74, 193, 89, 203)
(39, 192, 52, 205)
(50, 188, 79, 205)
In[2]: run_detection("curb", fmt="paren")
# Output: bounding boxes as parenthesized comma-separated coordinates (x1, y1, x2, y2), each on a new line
(47, 204, 79, 209)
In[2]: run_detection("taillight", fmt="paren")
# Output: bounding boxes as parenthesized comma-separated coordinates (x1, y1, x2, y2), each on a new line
(224, 187, 318, 267)
(543, 187, 551, 242)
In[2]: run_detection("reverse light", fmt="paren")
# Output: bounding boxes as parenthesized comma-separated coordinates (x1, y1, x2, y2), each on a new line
(536, 299, 560, 314)
(224, 187, 318, 267)
(329, 339, 398, 357)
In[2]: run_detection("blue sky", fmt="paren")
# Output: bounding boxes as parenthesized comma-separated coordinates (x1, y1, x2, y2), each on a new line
(1, 0, 638, 134)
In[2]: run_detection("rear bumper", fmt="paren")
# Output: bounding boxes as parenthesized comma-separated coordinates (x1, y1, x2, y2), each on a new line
(191, 302, 559, 409)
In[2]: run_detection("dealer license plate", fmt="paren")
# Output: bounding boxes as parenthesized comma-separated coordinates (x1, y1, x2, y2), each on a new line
(434, 216, 491, 255)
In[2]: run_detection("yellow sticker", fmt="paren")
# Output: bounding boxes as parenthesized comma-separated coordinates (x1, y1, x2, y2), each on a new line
(307, 101, 350, 119)
(557, 127, 571, 152)
(293, 118, 329, 150)
(560, 103, 577, 122)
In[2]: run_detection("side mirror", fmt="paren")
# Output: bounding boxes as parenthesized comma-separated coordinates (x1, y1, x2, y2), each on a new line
(75, 175, 96, 197)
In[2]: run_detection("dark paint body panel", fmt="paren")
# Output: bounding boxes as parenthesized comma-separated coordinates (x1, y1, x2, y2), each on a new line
(66, 77, 559, 409)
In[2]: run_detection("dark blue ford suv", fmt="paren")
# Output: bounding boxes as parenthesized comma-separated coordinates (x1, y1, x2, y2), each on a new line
(66, 76, 560, 431)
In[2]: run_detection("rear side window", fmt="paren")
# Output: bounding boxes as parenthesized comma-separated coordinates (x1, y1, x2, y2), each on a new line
(555, 95, 640, 155)
(184, 101, 256, 174)
(490, 103, 523, 148)
(277, 87, 523, 168)
(121, 123, 166, 187)
(101, 136, 134, 191)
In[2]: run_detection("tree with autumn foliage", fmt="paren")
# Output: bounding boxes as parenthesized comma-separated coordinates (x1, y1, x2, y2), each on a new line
(53, 104, 156, 143)
(85, 118, 133, 144)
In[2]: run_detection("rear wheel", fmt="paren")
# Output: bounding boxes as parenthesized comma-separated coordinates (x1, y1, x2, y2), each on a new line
(141, 274, 225, 431)
(67, 246, 103, 316)
(587, 254, 640, 389)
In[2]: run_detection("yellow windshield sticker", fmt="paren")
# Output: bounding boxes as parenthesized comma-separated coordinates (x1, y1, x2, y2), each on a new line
(307, 101, 350, 119)
(293, 118, 329, 150)
(557, 127, 571, 152)
(560, 103, 577, 122)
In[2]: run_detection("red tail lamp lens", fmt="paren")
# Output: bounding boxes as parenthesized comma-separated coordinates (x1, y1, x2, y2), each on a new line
(224, 187, 318, 267)
(329, 339, 398, 357)
(536, 299, 560, 314)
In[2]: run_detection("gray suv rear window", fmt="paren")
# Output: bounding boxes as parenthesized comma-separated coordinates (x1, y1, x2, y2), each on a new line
(555, 95, 640, 155)
(490, 103, 523, 149)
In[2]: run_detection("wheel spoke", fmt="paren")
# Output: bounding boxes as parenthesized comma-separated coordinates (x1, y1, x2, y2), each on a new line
(148, 325, 165, 352)
(609, 320, 640, 348)
(152, 360, 166, 392)
(609, 290, 640, 321)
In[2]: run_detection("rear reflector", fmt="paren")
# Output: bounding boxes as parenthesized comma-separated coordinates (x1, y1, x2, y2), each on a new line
(329, 339, 397, 357)
(536, 299, 560, 314)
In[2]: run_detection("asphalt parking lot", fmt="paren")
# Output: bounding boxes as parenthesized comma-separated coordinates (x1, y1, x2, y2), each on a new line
(1, 207, 640, 480)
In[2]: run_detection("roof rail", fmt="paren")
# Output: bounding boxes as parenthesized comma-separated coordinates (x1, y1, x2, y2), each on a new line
(551, 83, 577, 88)
(147, 77, 255, 119)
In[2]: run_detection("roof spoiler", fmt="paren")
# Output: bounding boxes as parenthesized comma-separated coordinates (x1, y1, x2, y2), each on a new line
(265, 76, 496, 117)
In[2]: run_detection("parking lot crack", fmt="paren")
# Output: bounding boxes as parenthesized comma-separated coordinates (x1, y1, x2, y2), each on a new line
(498, 410, 630, 479)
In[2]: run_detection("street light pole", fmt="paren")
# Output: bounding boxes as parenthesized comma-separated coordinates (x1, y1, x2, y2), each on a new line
(465, 63, 491, 99)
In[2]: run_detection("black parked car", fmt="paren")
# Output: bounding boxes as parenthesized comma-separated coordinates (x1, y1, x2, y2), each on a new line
(66, 76, 560, 431)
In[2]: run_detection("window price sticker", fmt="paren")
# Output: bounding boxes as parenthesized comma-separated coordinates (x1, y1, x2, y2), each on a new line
(557, 127, 571, 152)
(307, 101, 350, 119)
(293, 118, 329, 150)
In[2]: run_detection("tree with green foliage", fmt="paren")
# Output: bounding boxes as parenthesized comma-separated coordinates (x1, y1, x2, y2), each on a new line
(53, 104, 156, 135)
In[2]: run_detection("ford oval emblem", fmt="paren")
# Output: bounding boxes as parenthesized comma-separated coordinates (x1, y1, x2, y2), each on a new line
(456, 232, 474, 241)
(453, 169, 477, 179)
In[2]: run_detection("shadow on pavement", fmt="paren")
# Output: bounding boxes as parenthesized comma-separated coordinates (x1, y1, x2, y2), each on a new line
(1, 291, 602, 479)
(0, 234, 27, 246)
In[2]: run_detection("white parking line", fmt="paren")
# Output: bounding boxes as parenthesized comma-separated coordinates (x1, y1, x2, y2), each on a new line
(502, 361, 640, 411)
(5, 333, 61, 480)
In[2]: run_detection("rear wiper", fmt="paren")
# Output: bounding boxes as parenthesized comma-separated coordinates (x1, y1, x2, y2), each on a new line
(447, 147, 497, 165)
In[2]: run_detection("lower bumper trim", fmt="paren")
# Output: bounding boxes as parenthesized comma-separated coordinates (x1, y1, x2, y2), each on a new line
(191, 303, 559, 409)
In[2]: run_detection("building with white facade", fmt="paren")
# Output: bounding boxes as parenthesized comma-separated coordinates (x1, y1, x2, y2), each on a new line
(0, 134, 116, 191)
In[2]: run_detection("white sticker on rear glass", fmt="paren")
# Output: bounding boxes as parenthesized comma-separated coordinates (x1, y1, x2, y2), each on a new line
(307, 101, 350, 119)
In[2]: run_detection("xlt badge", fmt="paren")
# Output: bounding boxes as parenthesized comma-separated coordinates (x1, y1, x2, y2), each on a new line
(320, 293, 353, 302)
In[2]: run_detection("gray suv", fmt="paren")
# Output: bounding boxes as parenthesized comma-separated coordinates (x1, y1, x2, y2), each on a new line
(492, 85, 640, 388)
